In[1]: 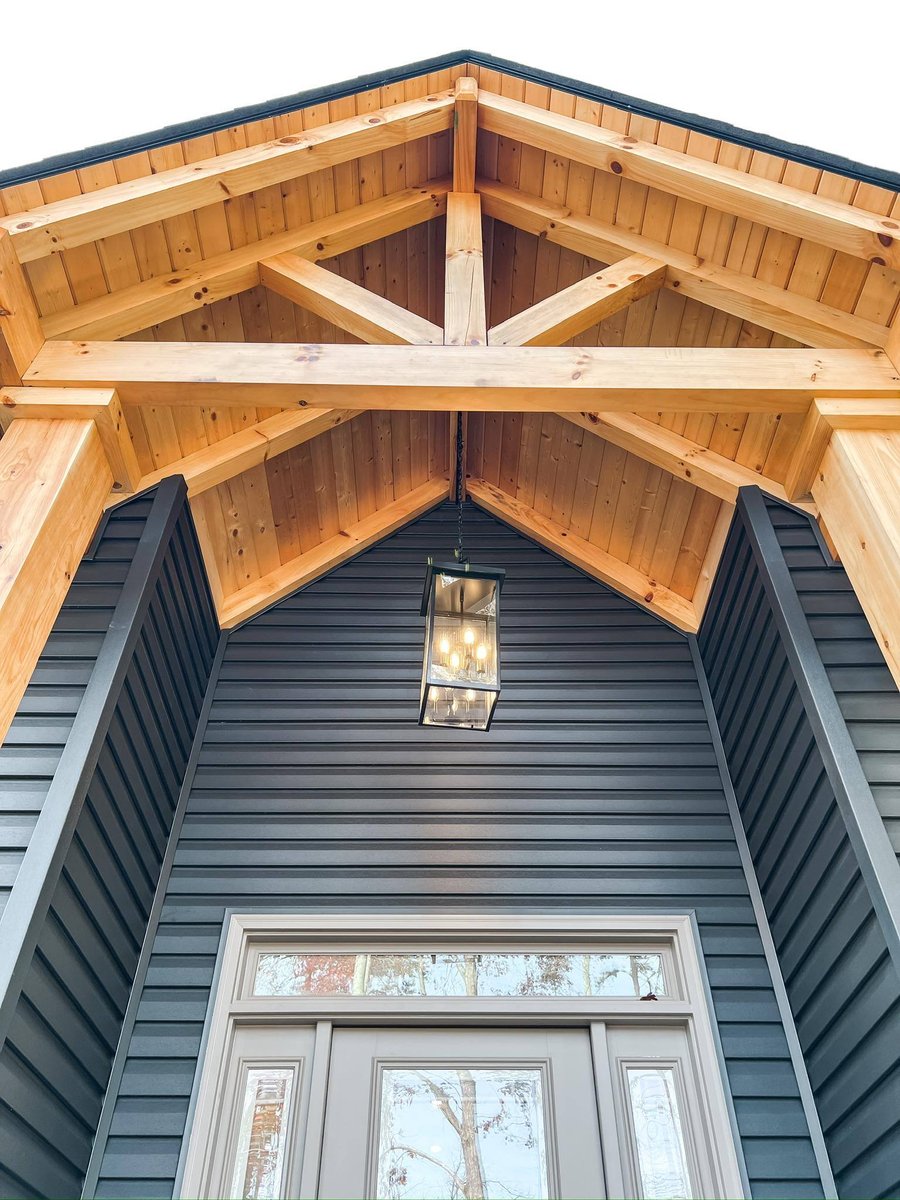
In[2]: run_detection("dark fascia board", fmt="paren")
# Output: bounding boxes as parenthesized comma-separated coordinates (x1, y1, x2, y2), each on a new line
(2, 48, 898, 193)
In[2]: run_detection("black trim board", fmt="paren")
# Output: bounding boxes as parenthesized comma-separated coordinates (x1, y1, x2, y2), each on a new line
(2, 49, 897, 192)
(736, 486, 900, 975)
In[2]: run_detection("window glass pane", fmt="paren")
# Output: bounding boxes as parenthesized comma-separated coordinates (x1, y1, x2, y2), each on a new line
(253, 951, 666, 998)
(626, 1067, 692, 1200)
(229, 1067, 294, 1200)
(377, 1067, 549, 1200)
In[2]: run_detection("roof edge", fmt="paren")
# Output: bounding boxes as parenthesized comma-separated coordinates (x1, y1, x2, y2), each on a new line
(2, 48, 897, 193)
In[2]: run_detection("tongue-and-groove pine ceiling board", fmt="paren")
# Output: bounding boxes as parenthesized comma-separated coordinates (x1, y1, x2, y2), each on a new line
(2, 60, 898, 628)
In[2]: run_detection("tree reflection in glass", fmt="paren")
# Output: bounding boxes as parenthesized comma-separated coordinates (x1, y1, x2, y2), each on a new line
(626, 1067, 693, 1199)
(254, 951, 665, 1000)
(377, 1068, 549, 1200)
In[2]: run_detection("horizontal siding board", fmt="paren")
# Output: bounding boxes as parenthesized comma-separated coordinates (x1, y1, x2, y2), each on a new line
(699, 494, 900, 1199)
(96, 502, 818, 1199)
(0, 487, 218, 1199)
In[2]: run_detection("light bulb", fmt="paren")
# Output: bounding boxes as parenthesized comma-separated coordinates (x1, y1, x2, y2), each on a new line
(466, 689, 476, 701)
(438, 636, 450, 656)
(476, 643, 488, 660)
(463, 627, 475, 646)
(449, 651, 460, 670)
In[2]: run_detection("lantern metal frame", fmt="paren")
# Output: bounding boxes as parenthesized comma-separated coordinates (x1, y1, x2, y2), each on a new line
(418, 558, 506, 731)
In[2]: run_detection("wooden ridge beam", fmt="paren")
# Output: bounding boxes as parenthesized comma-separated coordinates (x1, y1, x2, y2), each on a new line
(477, 91, 900, 269)
(564, 410, 811, 510)
(0, 386, 140, 493)
(219, 477, 448, 628)
(130, 407, 359, 499)
(453, 77, 478, 193)
(23, 342, 900, 412)
(467, 477, 698, 632)
(444, 193, 486, 346)
(0, 230, 43, 385)
(0, 420, 112, 746)
(490, 254, 666, 346)
(260, 255, 442, 345)
(478, 180, 890, 350)
(2, 93, 455, 263)
(43, 180, 450, 341)
(812, 429, 900, 689)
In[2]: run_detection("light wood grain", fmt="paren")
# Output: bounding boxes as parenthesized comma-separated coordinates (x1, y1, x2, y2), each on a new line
(490, 254, 665, 346)
(3, 93, 455, 262)
(479, 180, 890, 350)
(478, 91, 900, 269)
(444, 193, 486, 346)
(219, 476, 448, 627)
(24, 341, 900, 411)
(467, 476, 698, 631)
(0, 230, 43, 384)
(812, 429, 900, 688)
(260, 255, 442, 344)
(453, 77, 478, 193)
(0, 419, 112, 745)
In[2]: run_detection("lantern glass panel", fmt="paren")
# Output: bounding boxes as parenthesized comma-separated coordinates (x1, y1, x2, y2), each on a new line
(429, 571, 498, 689)
(420, 564, 503, 731)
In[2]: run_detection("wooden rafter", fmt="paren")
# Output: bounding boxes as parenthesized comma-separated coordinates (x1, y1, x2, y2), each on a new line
(479, 181, 890, 350)
(2, 93, 455, 262)
(564, 410, 811, 509)
(43, 181, 450, 342)
(478, 91, 900, 269)
(219, 477, 449, 628)
(24, 342, 900, 410)
(489, 254, 666, 346)
(260, 255, 443, 345)
(444, 193, 487, 347)
(467, 477, 698, 631)
(127, 407, 360, 499)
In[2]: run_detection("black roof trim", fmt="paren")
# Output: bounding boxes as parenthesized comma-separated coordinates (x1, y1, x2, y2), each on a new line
(2, 48, 897, 193)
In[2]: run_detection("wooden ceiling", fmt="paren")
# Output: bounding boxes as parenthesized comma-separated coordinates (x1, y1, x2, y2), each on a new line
(1, 59, 898, 633)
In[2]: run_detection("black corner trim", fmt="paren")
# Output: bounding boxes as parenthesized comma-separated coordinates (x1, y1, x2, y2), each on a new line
(1, 49, 897, 192)
(736, 485, 900, 977)
(0, 477, 189, 1051)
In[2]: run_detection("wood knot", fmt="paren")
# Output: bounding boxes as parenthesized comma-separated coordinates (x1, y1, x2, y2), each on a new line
(877, 232, 893, 247)
(278, 135, 301, 144)
(610, 161, 623, 174)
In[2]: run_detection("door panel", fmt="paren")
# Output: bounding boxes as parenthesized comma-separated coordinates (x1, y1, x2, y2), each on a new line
(317, 1027, 606, 1200)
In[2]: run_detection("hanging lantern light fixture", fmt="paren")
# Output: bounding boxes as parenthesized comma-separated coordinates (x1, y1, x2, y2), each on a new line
(419, 419, 505, 731)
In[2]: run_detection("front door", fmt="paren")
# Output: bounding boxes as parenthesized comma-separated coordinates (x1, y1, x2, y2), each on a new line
(317, 1027, 606, 1200)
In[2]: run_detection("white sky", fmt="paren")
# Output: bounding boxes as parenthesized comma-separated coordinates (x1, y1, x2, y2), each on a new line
(1, 0, 896, 178)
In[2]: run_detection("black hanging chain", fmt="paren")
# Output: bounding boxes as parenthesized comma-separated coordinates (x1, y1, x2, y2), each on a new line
(454, 414, 467, 564)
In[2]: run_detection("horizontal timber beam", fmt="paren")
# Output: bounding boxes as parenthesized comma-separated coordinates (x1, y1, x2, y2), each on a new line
(0, 386, 140, 492)
(43, 180, 450, 341)
(490, 254, 666, 346)
(478, 180, 890, 350)
(219, 477, 448, 627)
(3, 93, 455, 262)
(0, 420, 112, 746)
(467, 477, 698, 632)
(23, 342, 900, 411)
(564, 410, 811, 510)
(260, 255, 442, 345)
(477, 91, 900, 269)
(130, 407, 360, 499)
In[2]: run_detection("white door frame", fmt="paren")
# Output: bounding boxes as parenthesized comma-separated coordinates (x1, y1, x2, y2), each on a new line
(178, 912, 747, 1199)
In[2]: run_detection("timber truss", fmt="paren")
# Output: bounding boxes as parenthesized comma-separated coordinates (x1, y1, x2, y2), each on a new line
(1, 74, 899, 743)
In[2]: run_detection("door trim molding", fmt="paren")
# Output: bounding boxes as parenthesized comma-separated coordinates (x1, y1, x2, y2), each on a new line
(177, 912, 747, 1199)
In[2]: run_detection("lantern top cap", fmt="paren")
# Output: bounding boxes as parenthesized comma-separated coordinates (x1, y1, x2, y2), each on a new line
(420, 559, 506, 616)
